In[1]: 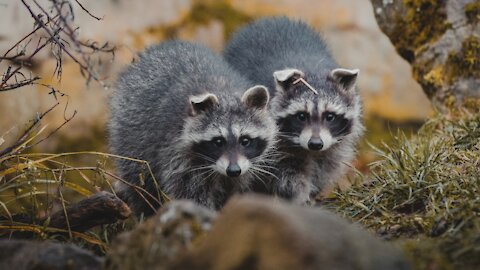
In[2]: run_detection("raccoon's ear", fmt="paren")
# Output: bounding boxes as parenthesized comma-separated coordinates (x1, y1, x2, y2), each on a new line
(241, 85, 270, 110)
(273, 68, 305, 92)
(189, 93, 219, 116)
(329, 68, 359, 92)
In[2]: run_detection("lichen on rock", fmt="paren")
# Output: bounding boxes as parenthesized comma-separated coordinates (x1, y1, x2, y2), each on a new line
(464, 2, 480, 23)
(371, 0, 480, 107)
(105, 200, 216, 270)
(445, 36, 480, 81)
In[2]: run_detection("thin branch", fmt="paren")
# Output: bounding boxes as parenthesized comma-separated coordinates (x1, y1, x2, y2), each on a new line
(73, 0, 103, 21)
(22, 0, 93, 78)
(0, 77, 40, 92)
(0, 25, 42, 65)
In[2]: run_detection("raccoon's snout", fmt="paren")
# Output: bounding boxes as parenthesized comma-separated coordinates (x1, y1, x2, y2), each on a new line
(216, 155, 250, 177)
(308, 138, 323, 151)
(226, 164, 241, 177)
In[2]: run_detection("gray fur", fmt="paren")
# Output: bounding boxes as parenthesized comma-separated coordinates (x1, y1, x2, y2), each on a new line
(224, 17, 364, 204)
(109, 41, 277, 216)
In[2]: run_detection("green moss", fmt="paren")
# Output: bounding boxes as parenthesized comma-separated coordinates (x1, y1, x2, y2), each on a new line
(163, 0, 252, 41)
(400, 238, 453, 270)
(391, 0, 450, 62)
(465, 2, 480, 23)
(189, 1, 252, 39)
(325, 108, 480, 269)
(445, 36, 480, 80)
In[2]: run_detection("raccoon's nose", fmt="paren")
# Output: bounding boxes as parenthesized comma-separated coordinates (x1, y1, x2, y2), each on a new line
(226, 164, 241, 177)
(308, 138, 324, 151)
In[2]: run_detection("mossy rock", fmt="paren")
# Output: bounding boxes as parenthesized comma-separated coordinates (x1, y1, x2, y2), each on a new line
(163, 0, 252, 41)
(465, 2, 480, 23)
(371, 0, 480, 108)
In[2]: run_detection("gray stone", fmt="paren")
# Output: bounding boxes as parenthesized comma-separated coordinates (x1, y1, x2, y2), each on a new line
(169, 195, 410, 270)
(0, 240, 103, 270)
(106, 200, 216, 270)
(370, 0, 480, 107)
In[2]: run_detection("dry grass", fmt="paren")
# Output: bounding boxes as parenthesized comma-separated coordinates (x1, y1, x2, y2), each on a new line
(325, 106, 480, 269)
(0, 147, 168, 254)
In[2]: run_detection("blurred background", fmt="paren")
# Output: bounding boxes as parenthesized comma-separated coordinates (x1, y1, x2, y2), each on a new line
(0, 0, 432, 173)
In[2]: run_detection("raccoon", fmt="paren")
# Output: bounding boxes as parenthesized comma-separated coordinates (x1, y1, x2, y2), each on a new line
(224, 17, 364, 204)
(109, 41, 277, 216)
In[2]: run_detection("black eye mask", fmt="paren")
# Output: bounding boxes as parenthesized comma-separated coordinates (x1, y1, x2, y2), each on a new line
(242, 137, 268, 159)
(277, 114, 307, 136)
(326, 114, 352, 137)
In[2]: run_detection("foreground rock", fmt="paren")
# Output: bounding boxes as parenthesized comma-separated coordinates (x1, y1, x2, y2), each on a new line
(170, 195, 410, 270)
(106, 200, 216, 270)
(0, 240, 103, 270)
(371, 0, 480, 106)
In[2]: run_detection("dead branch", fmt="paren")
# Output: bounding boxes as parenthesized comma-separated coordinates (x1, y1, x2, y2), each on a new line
(42, 191, 131, 232)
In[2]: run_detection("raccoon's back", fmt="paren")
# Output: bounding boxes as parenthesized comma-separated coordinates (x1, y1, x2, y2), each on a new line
(109, 41, 248, 162)
(224, 17, 336, 90)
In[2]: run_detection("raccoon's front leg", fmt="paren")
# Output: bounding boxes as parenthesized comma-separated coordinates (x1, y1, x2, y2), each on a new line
(275, 172, 315, 206)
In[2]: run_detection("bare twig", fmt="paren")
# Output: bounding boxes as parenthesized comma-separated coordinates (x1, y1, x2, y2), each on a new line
(73, 0, 103, 20)
(0, 102, 59, 159)
(41, 191, 131, 232)
(0, 76, 40, 91)
(0, 0, 115, 156)
(293, 77, 319, 95)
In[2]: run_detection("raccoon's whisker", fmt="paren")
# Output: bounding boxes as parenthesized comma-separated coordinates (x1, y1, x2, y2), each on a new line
(278, 133, 295, 136)
(334, 125, 351, 136)
(195, 169, 217, 184)
(186, 165, 214, 174)
(251, 156, 278, 164)
(277, 134, 297, 139)
(252, 159, 276, 165)
(265, 150, 289, 157)
(250, 166, 280, 181)
(202, 171, 218, 183)
(248, 170, 268, 190)
(256, 149, 285, 158)
(190, 153, 216, 163)
(253, 151, 287, 162)
(252, 163, 279, 171)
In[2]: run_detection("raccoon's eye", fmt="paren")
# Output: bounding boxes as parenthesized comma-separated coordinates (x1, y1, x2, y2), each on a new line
(240, 136, 251, 147)
(296, 112, 308, 122)
(212, 137, 226, 147)
(325, 112, 336, 122)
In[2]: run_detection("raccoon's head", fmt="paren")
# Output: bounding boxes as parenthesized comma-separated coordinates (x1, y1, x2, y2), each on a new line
(271, 67, 363, 152)
(182, 85, 277, 179)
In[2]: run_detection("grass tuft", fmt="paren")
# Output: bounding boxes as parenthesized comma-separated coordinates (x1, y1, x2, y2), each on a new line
(325, 106, 480, 269)
(0, 149, 168, 254)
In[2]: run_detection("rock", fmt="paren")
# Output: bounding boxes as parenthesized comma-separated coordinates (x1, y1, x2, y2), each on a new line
(370, 0, 480, 107)
(106, 200, 216, 270)
(169, 195, 410, 270)
(0, 239, 103, 270)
